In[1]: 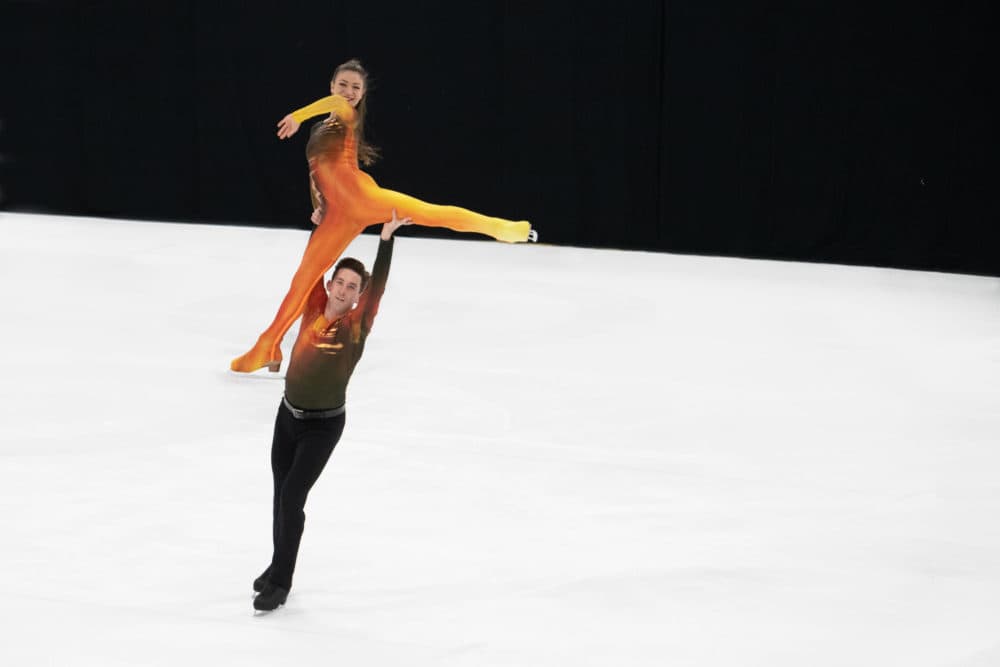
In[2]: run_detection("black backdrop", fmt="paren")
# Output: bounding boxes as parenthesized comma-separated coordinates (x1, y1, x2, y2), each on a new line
(1, 1, 996, 274)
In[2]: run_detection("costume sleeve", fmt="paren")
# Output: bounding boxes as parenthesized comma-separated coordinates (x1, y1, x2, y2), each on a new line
(298, 276, 327, 335)
(289, 95, 357, 126)
(356, 237, 394, 335)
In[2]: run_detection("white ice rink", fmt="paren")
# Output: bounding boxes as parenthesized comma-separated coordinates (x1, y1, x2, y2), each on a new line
(2, 212, 1000, 666)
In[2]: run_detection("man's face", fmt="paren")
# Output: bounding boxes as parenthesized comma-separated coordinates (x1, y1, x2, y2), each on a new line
(326, 268, 362, 317)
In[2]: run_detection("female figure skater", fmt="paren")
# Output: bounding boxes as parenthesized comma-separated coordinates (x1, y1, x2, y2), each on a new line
(280, 59, 380, 225)
(231, 59, 536, 374)
(253, 209, 412, 612)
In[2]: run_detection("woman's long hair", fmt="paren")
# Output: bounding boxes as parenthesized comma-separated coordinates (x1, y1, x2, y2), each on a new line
(333, 59, 380, 167)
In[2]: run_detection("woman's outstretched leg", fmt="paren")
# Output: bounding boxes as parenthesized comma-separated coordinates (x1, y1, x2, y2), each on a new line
(354, 184, 535, 243)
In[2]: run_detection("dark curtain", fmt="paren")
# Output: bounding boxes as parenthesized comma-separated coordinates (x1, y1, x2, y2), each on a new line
(1, 0, 995, 274)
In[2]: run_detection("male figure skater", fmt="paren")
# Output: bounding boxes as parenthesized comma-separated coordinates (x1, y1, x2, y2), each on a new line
(252, 210, 411, 612)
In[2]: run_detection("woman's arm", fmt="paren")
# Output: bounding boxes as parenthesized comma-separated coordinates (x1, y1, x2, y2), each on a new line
(277, 95, 357, 140)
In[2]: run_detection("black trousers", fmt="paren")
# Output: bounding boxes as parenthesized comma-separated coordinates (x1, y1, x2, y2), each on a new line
(265, 399, 345, 590)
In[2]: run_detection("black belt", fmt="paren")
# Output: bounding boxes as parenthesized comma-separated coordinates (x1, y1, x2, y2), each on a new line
(282, 395, 345, 420)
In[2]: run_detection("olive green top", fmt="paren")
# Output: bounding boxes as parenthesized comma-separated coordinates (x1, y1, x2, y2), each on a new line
(283, 237, 393, 409)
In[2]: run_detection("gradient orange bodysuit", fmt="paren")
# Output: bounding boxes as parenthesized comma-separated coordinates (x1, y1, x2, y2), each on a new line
(230, 95, 535, 373)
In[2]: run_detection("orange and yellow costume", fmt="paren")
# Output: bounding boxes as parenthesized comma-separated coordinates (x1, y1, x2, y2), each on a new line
(230, 95, 534, 373)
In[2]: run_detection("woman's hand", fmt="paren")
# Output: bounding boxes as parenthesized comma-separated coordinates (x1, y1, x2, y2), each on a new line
(277, 114, 301, 140)
(311, 208, 323, 225)
(381, 209, 413, 240)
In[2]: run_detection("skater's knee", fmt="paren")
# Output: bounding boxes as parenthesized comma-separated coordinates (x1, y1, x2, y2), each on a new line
(279, 491, 308, 518)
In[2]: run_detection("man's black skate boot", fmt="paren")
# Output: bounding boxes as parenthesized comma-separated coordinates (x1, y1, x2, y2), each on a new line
(253, 582, 289, 611)
(253, 567, 271, 593)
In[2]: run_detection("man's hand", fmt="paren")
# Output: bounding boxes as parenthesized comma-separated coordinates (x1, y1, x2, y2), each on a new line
(381, 209, 413, 240)
(277, 114, 301, 140)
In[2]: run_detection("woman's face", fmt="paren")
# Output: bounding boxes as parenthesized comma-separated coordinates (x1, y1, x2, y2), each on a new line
(331, 70, 366, 108)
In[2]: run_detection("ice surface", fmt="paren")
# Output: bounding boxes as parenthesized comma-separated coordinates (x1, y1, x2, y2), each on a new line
(2, 212, 1000, 666)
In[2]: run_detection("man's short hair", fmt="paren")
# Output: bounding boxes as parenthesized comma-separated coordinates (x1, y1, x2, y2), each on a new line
(331, 257, 371, 293)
